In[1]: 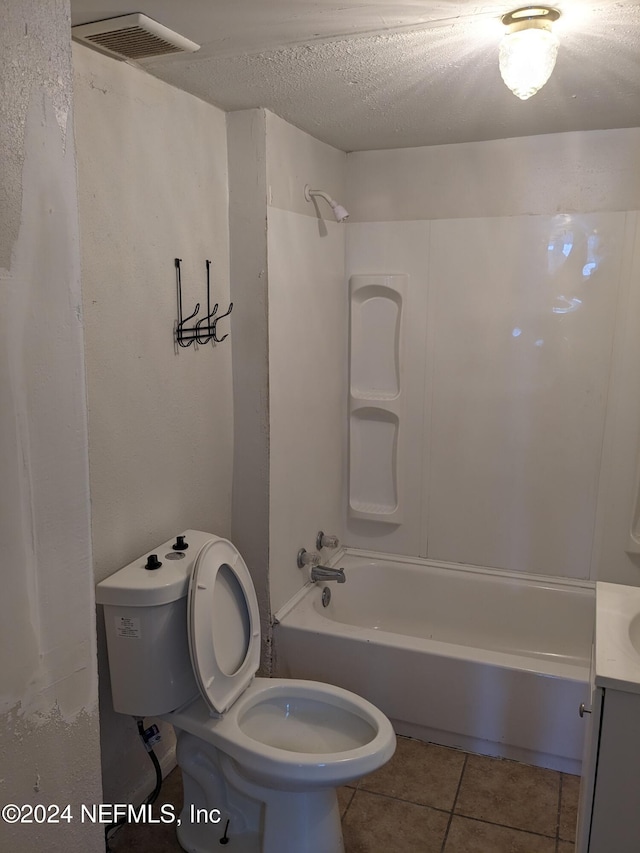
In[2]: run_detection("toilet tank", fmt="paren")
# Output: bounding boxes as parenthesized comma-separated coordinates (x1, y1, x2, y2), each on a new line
(95, 530, 213, 716)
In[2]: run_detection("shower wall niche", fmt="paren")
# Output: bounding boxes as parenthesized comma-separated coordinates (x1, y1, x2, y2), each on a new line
(349, 274, 406, 523)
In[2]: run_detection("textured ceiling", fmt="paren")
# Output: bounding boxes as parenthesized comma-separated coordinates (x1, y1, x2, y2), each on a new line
(70, 0, 640, 152)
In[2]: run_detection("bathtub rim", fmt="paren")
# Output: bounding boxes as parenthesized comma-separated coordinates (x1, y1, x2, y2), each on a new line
(274, 546, 595, 626)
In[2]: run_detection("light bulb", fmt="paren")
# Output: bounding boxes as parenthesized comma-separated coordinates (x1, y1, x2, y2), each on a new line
(499, 8, 560, 100)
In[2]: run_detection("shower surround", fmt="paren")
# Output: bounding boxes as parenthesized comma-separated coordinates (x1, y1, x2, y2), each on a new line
(268, 124, 640, 772)
(344, 211, 628, 573)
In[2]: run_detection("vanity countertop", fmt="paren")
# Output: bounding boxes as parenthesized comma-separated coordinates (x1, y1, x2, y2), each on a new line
(595, 581, 640, 694)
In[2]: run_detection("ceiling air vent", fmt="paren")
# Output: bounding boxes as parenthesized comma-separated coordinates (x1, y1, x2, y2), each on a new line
(72, 13, 200, 61)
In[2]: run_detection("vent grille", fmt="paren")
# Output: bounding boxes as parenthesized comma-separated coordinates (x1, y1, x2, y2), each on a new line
(85, 26, 181, 59)
(72, 14, 200, 61)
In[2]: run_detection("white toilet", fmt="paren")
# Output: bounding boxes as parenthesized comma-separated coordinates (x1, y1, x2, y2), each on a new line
(96, 530, 396, 853)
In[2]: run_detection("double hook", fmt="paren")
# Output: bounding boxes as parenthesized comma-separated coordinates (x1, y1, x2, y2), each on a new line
(175, 258, 233, 348)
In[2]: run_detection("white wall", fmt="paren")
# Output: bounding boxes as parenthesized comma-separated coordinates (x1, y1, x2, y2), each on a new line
(425, 213, 623, 578)
(345, 128, 640, 585)
(227, 109, 272, 667)
(0, 2, 102, 850)
(227, 110, 347, 621)
(73, 44, 233, 802)
(265, 113, 347, 613)
(592, 216, 640, 584)
(347, 129, 640, 222)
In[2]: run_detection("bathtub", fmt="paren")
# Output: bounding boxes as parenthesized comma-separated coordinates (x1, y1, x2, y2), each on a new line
(274, 550, 595, 774)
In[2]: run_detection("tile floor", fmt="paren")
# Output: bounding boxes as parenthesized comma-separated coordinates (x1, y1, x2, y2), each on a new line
(109, 736, 579, 852)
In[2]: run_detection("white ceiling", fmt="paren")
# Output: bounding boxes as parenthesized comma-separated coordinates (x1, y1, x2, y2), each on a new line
(70, 0, 640, 152)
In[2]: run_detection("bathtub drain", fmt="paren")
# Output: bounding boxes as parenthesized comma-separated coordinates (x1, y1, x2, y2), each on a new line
(321, 587, 331, 607)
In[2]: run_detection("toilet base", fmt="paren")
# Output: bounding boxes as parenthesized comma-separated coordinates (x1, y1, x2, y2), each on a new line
(175, 729, 345, 853)
(260, 788, 344, 853)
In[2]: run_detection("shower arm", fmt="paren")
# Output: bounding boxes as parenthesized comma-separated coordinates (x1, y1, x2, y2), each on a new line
(304, 186, 333, 206)
(304, 184, 349, 222)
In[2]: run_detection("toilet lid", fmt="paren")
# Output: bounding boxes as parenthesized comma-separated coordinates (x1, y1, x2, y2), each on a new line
(187, 537, 261, 715)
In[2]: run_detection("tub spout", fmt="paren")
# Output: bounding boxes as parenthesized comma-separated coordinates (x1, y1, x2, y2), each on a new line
(310, 565, 346, 584)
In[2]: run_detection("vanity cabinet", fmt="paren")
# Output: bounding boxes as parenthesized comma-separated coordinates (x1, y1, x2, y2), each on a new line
(577, 670, 640, 851)
(576, 681, 602, 853)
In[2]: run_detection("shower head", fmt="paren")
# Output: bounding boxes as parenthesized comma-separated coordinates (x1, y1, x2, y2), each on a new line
(304, 185, 350, 223)
(330, 201, 350, 223)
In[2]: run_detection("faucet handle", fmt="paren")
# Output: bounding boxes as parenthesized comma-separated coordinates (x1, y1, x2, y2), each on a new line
(316, 531, 340, 550)
(297, 548, 321, 569)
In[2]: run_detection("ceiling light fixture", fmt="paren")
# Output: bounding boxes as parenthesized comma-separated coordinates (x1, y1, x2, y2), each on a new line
(499, 6, 561, 100)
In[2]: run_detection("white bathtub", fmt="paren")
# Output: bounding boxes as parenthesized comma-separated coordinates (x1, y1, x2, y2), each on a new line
(274, 550, 595, 774)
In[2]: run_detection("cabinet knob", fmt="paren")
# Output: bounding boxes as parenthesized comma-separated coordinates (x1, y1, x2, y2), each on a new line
(579, 702, 592, 717)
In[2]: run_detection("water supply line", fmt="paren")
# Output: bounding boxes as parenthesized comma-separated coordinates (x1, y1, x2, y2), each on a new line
(104, 718, 163, 851)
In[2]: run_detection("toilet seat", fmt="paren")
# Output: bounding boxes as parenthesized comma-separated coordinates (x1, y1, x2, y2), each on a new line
(188, 537, 261, 715)
(167, 677, 397, 790)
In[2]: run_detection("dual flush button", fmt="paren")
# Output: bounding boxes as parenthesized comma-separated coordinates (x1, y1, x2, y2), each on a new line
(144, 535, 189, 570)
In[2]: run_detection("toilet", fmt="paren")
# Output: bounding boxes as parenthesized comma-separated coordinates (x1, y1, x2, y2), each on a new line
(96, 530, 396, 853)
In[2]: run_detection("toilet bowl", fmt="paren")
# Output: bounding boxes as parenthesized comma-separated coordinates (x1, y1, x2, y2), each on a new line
(96, 530, 396, 853)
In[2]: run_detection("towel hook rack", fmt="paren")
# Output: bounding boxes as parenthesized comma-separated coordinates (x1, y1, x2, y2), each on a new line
(174, 258, 233, 348)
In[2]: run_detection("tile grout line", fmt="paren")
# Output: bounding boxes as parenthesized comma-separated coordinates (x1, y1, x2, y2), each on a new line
(352, 785, 454, 815)
(447, 812, 563, 842)
(556, 774, 563, 853)
(340, 781, 360, 820)
(341, 786, 357, 820)
(440, 752, 468, 853)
